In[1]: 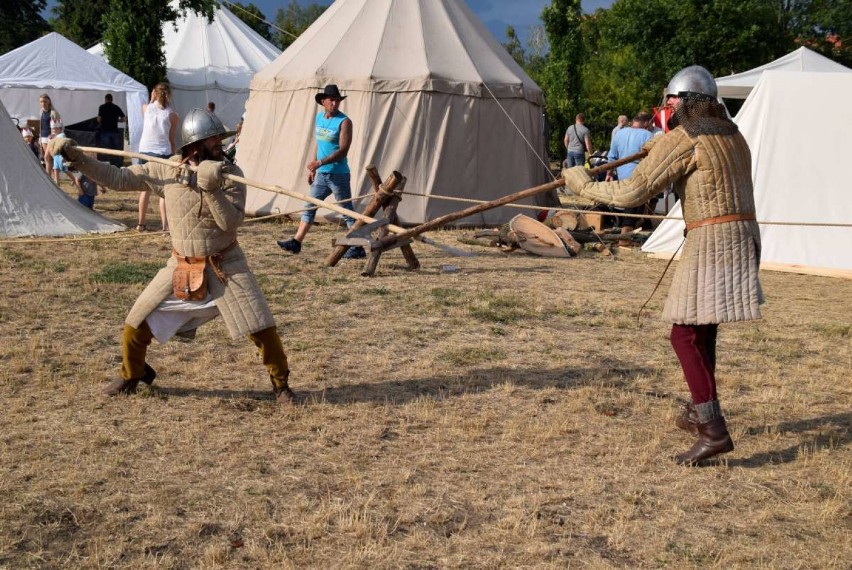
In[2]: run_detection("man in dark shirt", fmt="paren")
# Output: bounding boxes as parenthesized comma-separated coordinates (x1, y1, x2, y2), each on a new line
(97, 93, 126, 166)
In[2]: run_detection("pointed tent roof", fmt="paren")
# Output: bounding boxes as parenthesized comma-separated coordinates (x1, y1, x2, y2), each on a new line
(239, 0, 551, 226)
(642, 71, 852, 278)
(0, 32, 147, 153)
(89, 3, 280, 131)
(0, 100, 126, 238)
(251, 0, 542, 104)
(716, 46, 851, 99)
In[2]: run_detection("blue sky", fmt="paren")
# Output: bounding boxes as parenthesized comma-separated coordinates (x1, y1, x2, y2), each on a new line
(43, 1, 615, 48)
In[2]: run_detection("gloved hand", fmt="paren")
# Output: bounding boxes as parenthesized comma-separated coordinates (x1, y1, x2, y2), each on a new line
(48, 137, 83, 162)
(196, 160, 224, 192)
(561, 165, 593, 197)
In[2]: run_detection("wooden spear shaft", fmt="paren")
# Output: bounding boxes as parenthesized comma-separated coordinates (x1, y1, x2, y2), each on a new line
(378, 150, 648, 247)
(76, 146, 468, 255)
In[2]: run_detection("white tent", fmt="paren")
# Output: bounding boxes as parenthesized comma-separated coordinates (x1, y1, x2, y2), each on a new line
(642, 71, 852, 278)
(89, 3, 280, 133)
(716, 46, 852, 99)
(0, 100, 126, 238)
(0, 33, 147, 154)
(237, 0, 551, 226)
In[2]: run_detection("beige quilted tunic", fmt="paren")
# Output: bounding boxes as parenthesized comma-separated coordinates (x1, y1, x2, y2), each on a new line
(74, 155, 276, 338)
(563, 126, 763, 325)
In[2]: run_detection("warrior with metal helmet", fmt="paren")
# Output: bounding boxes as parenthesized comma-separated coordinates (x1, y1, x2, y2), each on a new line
(563, 66, 764, 465)
(49, 109, 298, 407)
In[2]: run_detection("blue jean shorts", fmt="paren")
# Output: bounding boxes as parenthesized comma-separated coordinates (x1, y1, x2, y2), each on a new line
(302, 172, 355, 226)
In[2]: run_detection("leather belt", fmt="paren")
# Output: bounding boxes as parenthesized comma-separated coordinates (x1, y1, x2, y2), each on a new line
(684, 213, 756, 235)
(173, 240, 238, 284)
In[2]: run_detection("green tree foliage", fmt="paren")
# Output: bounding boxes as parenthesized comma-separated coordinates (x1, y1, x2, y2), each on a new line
(272, 0, 327, 51)
(227, 2, 273, 42)
(539, 0, 584, 158)
(50, 0, 111, 49)
(0, 0, 51, 56)
(102, 0, 215, 91)
(502, 26, 526, 67)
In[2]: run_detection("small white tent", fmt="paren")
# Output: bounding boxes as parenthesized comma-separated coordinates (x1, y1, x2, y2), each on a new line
(0, 33, 147, 153)
(642, 71, 852, 277)
(716, 46, 852, 99)
(237, 0, 551, 226)
(0, 100, 126, 238)
(89, 2, 280, 133)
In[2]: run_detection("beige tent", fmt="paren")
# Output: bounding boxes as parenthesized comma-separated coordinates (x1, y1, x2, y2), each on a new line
(0, 100, 125, 238)
(237, 0, 553, 226)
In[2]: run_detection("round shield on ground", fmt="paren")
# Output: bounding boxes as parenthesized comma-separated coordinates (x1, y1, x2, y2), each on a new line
(508, 214, 571, 258)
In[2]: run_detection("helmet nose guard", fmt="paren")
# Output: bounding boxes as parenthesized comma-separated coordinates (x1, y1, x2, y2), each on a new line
(178, 109, 234, 151)
(665, 65, 718, 99)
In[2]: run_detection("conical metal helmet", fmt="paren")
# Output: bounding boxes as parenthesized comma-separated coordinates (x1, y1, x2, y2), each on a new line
(665, 65, 717, 99)
(178, 108, 234, 151)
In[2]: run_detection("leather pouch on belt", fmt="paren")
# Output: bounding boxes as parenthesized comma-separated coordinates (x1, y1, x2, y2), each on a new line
(172, 255, 208, 301)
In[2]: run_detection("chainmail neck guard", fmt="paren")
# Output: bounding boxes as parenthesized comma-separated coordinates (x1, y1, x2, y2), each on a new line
(673, 97, 739, 137)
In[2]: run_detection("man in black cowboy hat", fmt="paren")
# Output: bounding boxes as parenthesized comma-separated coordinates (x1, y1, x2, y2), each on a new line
(277, 84, 365, 259)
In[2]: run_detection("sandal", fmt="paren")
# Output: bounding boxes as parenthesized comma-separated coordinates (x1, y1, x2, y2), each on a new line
(135, 224, 147, 232)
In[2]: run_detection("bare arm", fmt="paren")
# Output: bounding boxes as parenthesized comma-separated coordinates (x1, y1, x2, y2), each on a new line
(584, 134, 593, 155)
(168, 112, 179, 154)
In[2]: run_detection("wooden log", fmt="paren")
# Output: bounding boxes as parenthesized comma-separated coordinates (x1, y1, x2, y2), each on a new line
(550, 210, 579, 231)
(377, 150, 647, 248)
(324, 169, 403, 267)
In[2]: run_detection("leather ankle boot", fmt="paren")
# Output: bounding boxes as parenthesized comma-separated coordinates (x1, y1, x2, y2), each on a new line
(674, 416, 734, 465)
(675, 403, 699, 435)
(102, 363, 157, 396)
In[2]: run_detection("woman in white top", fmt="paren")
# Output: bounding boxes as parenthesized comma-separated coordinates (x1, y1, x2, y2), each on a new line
(137, 83, 179, 231)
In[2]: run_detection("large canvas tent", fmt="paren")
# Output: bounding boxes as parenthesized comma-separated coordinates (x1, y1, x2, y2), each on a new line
(0, 100, 126, 238)
(0, 33, 147, 153)
(89, 2, 280, 133)
(237, 0, 552, 226)
(716, 46, 851, 99)
(642, 71, 852, 277)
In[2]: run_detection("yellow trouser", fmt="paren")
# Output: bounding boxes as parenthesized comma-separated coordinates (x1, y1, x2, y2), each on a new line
(121, 323, 290, 390)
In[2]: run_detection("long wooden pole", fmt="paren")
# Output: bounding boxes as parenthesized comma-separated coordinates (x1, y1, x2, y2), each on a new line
(77, 146, 471, 256)
(377, 150, 648, 247)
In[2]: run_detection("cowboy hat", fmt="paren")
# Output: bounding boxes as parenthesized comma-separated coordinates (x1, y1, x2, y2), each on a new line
(315, 84, 347, 104)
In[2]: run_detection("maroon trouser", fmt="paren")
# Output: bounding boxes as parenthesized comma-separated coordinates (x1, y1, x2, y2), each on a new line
(670, 324, 718, 405)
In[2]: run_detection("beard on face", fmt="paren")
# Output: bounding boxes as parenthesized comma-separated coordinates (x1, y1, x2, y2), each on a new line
(184, 137, 225, 162)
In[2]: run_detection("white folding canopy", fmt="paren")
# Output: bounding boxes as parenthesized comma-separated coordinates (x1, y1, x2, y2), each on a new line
(0, 100, 126, 238)
(89, 2, 280, 133)
(642, 71, 852, 277)
(716, 46, 852, 99)
(0, 33, 147, 153)
(237, 0, 552, 226)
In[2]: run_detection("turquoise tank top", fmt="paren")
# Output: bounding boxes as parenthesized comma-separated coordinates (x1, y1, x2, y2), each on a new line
(315, 111, 350, 174)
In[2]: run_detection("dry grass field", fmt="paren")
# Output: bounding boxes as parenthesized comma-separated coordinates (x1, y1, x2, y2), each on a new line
(0, 184, 850, 568)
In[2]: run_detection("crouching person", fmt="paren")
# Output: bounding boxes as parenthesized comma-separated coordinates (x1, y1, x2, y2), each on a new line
(49, 109, 297, 407)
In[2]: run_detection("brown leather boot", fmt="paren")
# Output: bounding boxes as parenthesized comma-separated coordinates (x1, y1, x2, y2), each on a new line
(248, 327, 298, 408)
(102, 363, 157, 396)
(674, 417, 734, 465)
(274, 386, 298, 408)
(675, 403, 699, 435)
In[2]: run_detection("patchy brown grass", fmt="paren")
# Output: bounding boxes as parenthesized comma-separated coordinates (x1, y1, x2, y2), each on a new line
(0, 184, 849, 568)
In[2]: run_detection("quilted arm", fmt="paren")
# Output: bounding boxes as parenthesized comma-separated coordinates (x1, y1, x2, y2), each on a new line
(203, 164, 246, 231)
(71, 154, 161, 195)
(564, 129, 695, 209)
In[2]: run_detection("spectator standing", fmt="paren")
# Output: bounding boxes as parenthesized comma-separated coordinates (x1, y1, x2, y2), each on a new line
(137, 83, 179, 232)
(563, 113, 593, 168)
(276, 84, 365, 259)
(21, 128, 41, 162)
(76, 172, 99, 209)
(97, 93, 126, 167)
(50, 122, 85, 194)
(38, 94, 61, 178)
(611, 115, 628, 140)
(606, 112, 654, 243)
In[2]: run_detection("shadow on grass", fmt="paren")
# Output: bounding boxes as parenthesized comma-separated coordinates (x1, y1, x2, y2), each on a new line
(155, 357, 657, 407)
(727, 411, 852, 468)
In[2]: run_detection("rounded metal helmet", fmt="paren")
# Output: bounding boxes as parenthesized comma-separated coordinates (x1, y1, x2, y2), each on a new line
(178, 108, 233, 151)
(665, 65, 717, 99)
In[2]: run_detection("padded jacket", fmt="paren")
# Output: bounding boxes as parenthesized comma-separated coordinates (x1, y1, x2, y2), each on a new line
(563, 126, 763, 325)
(73, 154, 276, 338)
